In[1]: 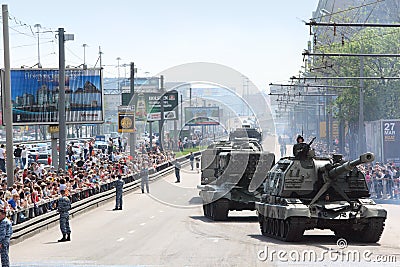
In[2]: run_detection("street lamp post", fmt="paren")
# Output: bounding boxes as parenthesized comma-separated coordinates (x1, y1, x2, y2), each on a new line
(82, 43, 87, 69)
(34, 24, 42, 68)
(116, 57, 121, 93)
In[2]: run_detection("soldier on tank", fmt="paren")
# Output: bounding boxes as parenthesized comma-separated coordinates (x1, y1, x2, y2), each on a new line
(292, 135, 309, 159)
(0, 205, 12, 267)
(57, 189, 71, 242)
(113, 175, 124, 210)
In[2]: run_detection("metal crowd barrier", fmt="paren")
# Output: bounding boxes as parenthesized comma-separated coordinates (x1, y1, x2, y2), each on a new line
(10, 151, 201, 242)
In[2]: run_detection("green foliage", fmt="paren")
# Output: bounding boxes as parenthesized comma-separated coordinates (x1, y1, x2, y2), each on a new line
(311, 27, 400, 123)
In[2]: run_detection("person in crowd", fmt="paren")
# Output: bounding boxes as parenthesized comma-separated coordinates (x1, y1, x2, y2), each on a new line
(20, 146, 27, 169)
(113, 175, 124, 210)
(57, 189, 71, 242)
(189, 152, 194, 171)
(107, 138, 114, 160)
(118, 137, 122, 153)
(88, 140, 94, 158)
(0, 205, 12, 267)
(13, 145, 23, 169)
(67, 144, 74, 162)
(83, 141, 89, 160)
(47, 155, 52, 166)
(140, 162, 149, 194)
(0, 145, 5, 173)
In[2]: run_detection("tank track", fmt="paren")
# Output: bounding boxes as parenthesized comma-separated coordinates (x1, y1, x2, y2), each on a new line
(203, 198, 230, 221)
(334, 218, 385, 243)
(258, 214, 306, 242)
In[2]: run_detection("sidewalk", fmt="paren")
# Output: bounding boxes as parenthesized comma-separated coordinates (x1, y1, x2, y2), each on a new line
(374, 198, 400, 205)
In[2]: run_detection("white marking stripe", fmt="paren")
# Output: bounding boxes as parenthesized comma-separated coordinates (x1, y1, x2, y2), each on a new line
(128, 230, 135, 234)
(117, 238, 124, 242)
(140, 223, 146, 226)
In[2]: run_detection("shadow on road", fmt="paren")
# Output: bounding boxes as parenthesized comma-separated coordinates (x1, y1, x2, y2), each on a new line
(42, 241, 61, 245)
(188, 196, 203, 205)
(248, 234, 382, 248)
(190, 215, 258, 223)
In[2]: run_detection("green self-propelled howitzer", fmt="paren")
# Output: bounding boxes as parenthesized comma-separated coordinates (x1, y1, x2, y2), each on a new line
(256, 142, 387, 242)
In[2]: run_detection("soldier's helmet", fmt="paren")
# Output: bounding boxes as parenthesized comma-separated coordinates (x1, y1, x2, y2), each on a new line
(296, 135, 304, 143)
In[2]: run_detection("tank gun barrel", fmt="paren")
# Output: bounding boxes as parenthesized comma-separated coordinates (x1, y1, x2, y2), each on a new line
(328, 152, 375, 177)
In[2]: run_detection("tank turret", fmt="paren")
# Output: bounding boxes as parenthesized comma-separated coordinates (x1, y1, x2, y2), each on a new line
(256, 142, 387, 243)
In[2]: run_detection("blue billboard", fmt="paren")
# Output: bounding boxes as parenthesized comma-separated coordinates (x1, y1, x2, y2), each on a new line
(3, 68, 103, 125)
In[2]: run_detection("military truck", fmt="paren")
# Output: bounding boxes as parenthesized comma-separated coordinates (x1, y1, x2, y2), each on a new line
(198, 139, 275, 220)
(255, 138, 387, 242)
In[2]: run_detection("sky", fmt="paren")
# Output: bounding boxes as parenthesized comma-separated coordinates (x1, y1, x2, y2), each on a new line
(0, 0, 319, 92)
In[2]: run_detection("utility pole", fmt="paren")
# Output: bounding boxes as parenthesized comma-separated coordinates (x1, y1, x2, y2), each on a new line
(58, 28, 74, 171)
(58, 28, 67, 172)
(130, 62, 136, 156)
(2, 4, 14, 187)
(159, 75, 165, 151)
(359, 52, 366, 154)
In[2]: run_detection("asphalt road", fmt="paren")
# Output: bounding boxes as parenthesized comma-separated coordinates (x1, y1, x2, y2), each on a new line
(10, 163, 400, 267)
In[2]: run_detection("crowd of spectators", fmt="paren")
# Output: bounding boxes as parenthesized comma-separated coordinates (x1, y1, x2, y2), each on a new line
(0, 139, 176, 225)
(359, 161, 400, 200)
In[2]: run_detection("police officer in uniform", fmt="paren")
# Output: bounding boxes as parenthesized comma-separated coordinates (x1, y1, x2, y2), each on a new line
(0, 206, 12, 267)
(174, 160, 181, 183)
(113, 175, 124, 210)
(140, 163, 149, 193)
(189, 152, 195, 170)
(57, 189, 71, 242)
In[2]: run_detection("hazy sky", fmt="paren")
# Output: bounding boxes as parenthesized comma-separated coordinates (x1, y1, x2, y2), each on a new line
(0, 0, 319, 91)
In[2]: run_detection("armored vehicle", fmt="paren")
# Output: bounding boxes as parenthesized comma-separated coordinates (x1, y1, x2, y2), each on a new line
(198, 139, 275, 220)
(229, 126, 262, 143)
(255, 139, 387, 242)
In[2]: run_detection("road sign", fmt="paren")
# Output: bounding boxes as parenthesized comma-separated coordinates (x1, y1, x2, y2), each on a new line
(48, 125, 59, 133)
(118, 111, 135, 133)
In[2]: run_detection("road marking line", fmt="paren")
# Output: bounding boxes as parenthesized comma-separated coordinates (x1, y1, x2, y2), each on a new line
(159, 210, 164, 213)
(140, 223, 146, 226)
(128, 230, 135, 234)
(117, 238, 124, 242)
